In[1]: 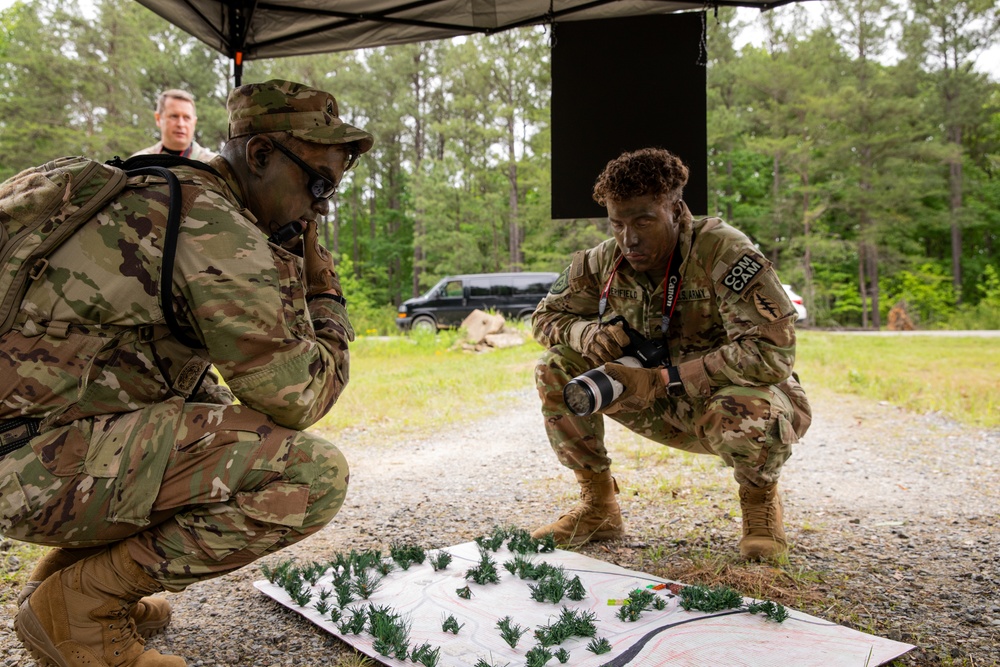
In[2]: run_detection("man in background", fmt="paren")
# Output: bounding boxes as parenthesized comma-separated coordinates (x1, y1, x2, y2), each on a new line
(132, 89, 217, 160)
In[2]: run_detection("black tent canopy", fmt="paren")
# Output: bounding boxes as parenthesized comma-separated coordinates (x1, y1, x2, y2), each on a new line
(136, 0, 819, 217)
(135, 0, 813, 83)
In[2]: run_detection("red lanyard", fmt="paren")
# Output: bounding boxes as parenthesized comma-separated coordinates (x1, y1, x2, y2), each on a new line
(599, 246, 683, 334)
(597, 255, 626, 323)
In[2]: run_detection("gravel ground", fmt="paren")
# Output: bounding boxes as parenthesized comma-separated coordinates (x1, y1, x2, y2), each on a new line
(2, 387, 998, 667)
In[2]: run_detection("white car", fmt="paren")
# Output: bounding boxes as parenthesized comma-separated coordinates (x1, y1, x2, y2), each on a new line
(783, 285, 807, 322)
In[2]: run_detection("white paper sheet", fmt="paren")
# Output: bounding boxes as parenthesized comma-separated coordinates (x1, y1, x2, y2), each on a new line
(255, 540, 913, 667)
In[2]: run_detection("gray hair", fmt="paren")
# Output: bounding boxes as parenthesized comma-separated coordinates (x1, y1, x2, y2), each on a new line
(156, 89, 196, 115)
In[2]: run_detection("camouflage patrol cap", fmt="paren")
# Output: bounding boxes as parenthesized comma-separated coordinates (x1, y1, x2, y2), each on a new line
(227, 79, 374, 154)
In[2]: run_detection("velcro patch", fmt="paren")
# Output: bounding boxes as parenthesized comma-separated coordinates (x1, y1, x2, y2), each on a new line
(608, 286, 640, 300)
(549, 267, 570, 294)
(753, 290, 783, 321)
(679, 288, 710, 301)
(722, 254, 763, 295)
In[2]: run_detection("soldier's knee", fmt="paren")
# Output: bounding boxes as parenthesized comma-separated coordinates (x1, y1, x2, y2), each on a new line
(702, 390, 768, 439)
(317, 439, 350, 490)
(285, 432, 349, 527)
(699, 387, 795, 482)
(536, 345, 588, 389)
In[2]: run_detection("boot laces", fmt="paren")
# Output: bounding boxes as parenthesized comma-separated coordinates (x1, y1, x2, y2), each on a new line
(562, 498, 593, 522)
(570, 479, 606, 514)
(740, 486, 778, 530)
(743, 501, 775, 530)
(561, 480, 615, 524)
(106, 603, 145, 660)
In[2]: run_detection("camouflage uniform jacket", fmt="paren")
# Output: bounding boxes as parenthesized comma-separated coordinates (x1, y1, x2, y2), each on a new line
(533, 204, 797, 398)
(0, 156, 353, 432)
(131, 140, 218, 162)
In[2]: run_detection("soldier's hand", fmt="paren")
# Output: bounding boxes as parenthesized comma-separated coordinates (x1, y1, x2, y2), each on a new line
(601, 363, 667, 414)
(580, 321, 630, 366)
(302, 220, 342, 298)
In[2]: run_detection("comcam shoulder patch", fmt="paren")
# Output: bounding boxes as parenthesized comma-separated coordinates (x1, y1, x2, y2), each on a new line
(722, 254, 763, 295)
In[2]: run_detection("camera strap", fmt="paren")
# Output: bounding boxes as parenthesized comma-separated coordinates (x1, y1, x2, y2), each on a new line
(599, 243, 683, 335)
(660, 243, 684, 334)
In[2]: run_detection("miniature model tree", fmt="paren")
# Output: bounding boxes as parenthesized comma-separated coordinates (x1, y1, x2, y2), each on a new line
(442, 614, 465, 634)
(496, 616, 528, 649)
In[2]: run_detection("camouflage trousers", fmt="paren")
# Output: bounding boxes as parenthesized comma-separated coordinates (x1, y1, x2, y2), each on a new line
(0, 397, 348, 591)
(536, 346, 810, 487)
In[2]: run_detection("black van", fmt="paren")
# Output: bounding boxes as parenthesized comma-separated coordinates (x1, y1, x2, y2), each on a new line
(396, 272, 559, 332)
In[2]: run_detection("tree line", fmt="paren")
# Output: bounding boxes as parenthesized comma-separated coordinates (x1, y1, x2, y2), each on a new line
(1, 0, 997, 331)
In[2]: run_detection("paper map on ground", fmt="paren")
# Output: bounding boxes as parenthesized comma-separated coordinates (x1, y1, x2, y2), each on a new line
(255, 540, 913, 667)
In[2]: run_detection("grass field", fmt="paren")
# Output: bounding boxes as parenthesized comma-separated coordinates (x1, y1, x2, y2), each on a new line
(794, 331, 999, 429)
(317, 328, 544, 442)
(318, 328, 1000, 437)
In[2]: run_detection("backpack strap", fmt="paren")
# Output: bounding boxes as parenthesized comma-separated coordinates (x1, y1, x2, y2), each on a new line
(123, 164, 203, 349)
(109, 154, 224, 180)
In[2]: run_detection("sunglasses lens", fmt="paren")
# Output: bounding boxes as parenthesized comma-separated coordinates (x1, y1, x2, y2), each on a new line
(312, 179, 336, 200)
(274, 141, 337, 200)
(311, 179, 326, 199)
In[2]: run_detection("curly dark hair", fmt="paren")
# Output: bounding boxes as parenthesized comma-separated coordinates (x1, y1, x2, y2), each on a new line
(592, 147, 689, 206)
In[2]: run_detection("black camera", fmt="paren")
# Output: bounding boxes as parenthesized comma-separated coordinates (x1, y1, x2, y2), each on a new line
(562, 316, 670, 416)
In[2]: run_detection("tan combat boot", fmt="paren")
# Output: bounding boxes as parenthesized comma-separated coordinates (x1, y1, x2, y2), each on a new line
(15, 542, 186, 667)
(17, 547, 172, 639)
(738, 482, 788, 560)
(531, 469, 624, 546)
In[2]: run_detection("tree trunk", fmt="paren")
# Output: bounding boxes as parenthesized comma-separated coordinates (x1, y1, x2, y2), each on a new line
(858, 139, 877, 328)
(352, 186, 361, 279)
(329, 202, 338, 255)
(492, 215, 501, 272)
(771, 153, 781, 265)
(867, 241, 880, 329)
(801, 172, 813, 327)
(725, 159, 734, 222)
(369, 172, 376, 244)
(949, 133, 963, 302)
(412, 221, 423, 298)
(507, 145, 520, 271)
(412, 49, 425, 298)
(506, 114, 520, 271)
(858, 243, 868, 330)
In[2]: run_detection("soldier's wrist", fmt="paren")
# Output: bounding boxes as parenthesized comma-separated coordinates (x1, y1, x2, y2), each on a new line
(665, 366, 684, 396)
(676, 357, 712, 397)
(567, 320, 593, 352)
(307, 291, 346, 307)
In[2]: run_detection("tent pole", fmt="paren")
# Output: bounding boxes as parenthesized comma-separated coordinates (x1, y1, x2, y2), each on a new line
(234, 51, 244, 87)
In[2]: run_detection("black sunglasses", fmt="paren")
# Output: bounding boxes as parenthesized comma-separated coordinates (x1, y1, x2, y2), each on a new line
(271, 140, 343, 200)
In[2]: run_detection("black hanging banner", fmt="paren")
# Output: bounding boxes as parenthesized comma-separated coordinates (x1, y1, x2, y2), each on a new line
(551, 13, 708, 220)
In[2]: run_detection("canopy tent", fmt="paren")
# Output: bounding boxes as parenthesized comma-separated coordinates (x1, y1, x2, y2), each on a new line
(133, 0, 815, 84)
(135, 0, 820, 217)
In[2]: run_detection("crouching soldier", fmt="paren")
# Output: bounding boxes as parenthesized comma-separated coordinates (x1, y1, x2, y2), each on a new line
(0, 80, 372, 666)
(530, 147, 811, 560)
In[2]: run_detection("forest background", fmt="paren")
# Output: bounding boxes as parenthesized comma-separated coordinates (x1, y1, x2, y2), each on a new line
(1, 0, 998, 334)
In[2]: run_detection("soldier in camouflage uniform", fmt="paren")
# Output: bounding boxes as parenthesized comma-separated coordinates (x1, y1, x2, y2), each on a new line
(131, 89, 218, 161)
(0, 79, 373, 667)
(531, 147, 811, 560)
